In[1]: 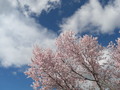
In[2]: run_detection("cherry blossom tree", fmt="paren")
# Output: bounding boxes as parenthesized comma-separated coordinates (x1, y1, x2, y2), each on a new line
(25, 31, 120, 90)
(113, 38, 120, 64)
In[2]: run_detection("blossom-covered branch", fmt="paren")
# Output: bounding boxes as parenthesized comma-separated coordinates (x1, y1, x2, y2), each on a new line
(25, 31, 120, 90)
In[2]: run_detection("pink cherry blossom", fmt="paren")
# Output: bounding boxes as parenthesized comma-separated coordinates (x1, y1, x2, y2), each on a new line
(25, 31, 120, 90)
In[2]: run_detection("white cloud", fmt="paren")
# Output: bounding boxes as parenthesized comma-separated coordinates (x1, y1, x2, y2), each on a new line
(17, 0, 61, 16)
(60, 0, 120, 33)
(0, 0, 57, 67)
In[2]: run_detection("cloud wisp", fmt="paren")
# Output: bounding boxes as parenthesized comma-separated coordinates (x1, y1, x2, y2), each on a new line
(18, 0, 61, 16)
(0, 0, 60, 67)
(60, 0, 120, 33)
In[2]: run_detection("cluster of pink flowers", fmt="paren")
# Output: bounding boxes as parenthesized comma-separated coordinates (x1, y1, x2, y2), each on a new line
(25, 31, 120, 90)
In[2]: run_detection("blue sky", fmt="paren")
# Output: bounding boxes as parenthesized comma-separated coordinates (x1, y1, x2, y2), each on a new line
(0, 0, 120, 90)
(0, 67, 33, 90)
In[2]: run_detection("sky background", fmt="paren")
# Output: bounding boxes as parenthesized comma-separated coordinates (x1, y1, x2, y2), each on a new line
(0, 0, 120, 90)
